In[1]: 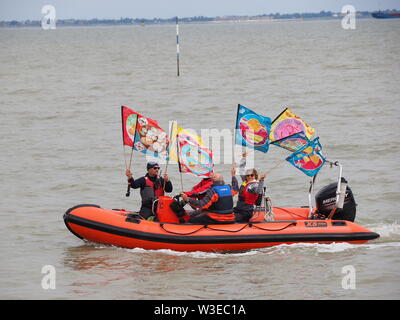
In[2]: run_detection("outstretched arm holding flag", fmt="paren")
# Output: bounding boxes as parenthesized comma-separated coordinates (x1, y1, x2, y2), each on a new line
(125, 162, 172, 219)
(230, 152, 266, 223)
(121, 106, 173, 219)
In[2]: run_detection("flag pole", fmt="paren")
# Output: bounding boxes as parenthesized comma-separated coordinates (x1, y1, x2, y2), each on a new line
(232, 104, 240, 167)
(176, 16, 180, 77)
(125, 147, 134, 197)
(163, 121, 176, 191)
(308, 174, 317, 218)
(122, 107, 138, 197)
(176, 130, 184, 192)
(263, 159, 286, 176)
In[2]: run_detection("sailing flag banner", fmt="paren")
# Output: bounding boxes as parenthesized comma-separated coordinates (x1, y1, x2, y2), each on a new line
(271, 131, 311, 153)
(168, 122, 205, 164)
(270, 108, 315, 142)
(235, 104, 271, 153)
(121, 106, 169, 159)
(121, 106, 138, 147)
(178, 137, 214, 177)
(168, 122, 213, 177)
(285, 137, 326, 177)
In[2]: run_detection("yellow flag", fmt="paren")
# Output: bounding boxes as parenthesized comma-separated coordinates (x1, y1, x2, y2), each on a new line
(270, 108, 315, 142)
(168, 122, 204, 163)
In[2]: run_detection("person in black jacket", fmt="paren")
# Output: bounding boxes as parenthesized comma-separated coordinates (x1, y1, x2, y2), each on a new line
(125, 161, 173, 219)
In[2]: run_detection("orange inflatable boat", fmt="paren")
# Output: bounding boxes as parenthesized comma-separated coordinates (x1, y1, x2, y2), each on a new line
(64, 193, 379, 252)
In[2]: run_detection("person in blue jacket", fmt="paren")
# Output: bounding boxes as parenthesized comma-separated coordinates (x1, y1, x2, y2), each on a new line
(181, 173, 237, 224)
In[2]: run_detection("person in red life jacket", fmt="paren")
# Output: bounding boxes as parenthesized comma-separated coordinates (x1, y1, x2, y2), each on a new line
(183, 176, 213, 202)
(180, 173, 238, 224)
(125, 161, 173, 219)
(231, 153, 266, 222)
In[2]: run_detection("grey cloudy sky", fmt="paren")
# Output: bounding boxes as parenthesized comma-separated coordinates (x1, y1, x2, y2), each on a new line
(1, 0, 399, 20)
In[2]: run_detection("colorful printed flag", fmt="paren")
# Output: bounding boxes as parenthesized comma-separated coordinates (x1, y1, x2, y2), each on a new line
(172, 123, 214, 177)
(270, 108, 315, 142)
(286, 137, 326, 177)
(235, 104, 271, 153)
(178, 137, 214, 177)
(168, 121, 205, 163)
(271, 131, 311, 153)
(121, 106, 169, 159)
(121, 105, 138, 147)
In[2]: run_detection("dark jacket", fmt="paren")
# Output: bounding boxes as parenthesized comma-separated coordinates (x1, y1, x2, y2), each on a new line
(128, 173, 173, 208)
(188, 181, 236, 222)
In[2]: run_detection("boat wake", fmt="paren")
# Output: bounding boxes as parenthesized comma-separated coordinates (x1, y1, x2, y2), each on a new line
(119, 222, 400, 257)
(76, 219, 399, 258)
(366, 221, 400, 241)
(125, 247, 259, 258)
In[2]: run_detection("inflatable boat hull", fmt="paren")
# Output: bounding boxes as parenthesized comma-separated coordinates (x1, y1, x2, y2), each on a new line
(64, 204, 379, 252)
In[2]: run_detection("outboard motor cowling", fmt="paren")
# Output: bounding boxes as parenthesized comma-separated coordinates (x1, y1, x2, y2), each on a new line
(315, 178, 357, 221)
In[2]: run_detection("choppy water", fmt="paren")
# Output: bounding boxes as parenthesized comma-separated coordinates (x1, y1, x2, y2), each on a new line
(0, 19, 399, 300)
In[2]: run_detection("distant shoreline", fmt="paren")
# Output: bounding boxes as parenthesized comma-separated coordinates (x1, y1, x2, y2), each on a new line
(1, 9, 398, 28)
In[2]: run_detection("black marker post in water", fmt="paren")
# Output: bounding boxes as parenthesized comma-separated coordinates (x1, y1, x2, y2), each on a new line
(176, 16, 180, 76)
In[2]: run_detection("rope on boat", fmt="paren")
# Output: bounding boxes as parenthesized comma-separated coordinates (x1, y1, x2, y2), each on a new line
(205, 224, 249, 233)
(249, 221, 297, 232)
(159, 224, 207, 235)
(159, 221, 296, 236)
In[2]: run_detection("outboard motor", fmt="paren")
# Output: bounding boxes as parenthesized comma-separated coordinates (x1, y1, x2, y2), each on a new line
(314, 177, 357, 221)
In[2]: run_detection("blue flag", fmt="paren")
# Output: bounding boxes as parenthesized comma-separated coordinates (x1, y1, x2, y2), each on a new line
(235, 104, 271, 153)
(286, 137, 326, 177)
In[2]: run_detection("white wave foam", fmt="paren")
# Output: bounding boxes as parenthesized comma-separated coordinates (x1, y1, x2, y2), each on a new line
(125, 247, 258, 258)
(86, 222, 400, 256)
(260, 242, 358, 254)
(367, 222, 400, 238)
(261, 241, 400, 254)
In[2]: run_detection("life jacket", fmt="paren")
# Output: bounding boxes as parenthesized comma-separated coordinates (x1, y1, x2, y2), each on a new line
(141, 176, 165, 206)
(144, 176, 165, 197)
(207, 185, 235, 221)
(185, 178, 213, 198)
(238, 181, 261, 206)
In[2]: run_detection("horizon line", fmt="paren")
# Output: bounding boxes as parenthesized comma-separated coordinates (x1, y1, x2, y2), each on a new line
(1, 8, 399, 23)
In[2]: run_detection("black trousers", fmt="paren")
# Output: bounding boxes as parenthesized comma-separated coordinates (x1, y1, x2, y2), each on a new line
(139, 205, 154, 219)
(233, 201, 254, 222)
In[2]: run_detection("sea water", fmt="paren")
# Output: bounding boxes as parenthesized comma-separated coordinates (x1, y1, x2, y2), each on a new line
(0, 19, 399, 299)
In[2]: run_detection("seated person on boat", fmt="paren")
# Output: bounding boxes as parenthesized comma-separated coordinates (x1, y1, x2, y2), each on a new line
(182, 176, 213, 210)
(231, 153, 266, 222)
(180, 173, 237, 224)
(183, 176, 213, 200)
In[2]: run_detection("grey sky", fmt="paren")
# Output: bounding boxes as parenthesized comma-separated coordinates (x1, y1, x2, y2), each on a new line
(1, 0, 399, 20)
